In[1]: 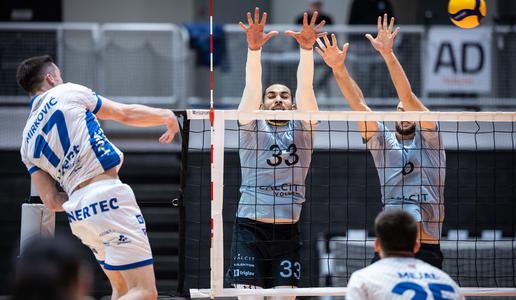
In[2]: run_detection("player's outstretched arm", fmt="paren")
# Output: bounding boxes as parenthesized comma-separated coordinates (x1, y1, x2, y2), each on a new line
(31, 171, 68, 212)
(317, 34, 378, 141)
(95, 97, 179, 144)
(238, 7, 278, 124)
(285, 12, 326, 113)
(366, 14, 435, 130)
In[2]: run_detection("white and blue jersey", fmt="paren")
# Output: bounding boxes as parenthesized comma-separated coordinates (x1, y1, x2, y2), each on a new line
(347, 257, 464, 300)
(20, 83, 123, 194)
(367, 122, 446, 240)
(238, 120, 315, 222)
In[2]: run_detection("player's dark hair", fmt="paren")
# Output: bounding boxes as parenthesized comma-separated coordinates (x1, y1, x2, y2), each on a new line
(375, 209, 418, 254)
(12, 236, 90, 300)
(16, 55, 55, 94)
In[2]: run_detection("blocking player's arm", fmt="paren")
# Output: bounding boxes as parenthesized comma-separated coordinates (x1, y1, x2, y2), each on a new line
(31, 170, 68, 212)
(95, 97, 179, 143)
(285, 12, 326, 118)
(317, 34, 378, 141)
(238, 8, 278, 125)
(366, 14, 436, 130)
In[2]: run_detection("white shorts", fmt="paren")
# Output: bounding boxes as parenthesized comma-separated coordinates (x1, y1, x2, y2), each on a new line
(63, 179, 153, 271)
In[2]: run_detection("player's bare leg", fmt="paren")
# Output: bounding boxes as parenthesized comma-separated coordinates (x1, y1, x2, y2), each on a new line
(118, 264, 158, 300)
(103, 268, 129, 299)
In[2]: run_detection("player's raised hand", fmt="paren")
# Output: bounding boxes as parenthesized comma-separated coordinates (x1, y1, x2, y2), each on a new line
(365, 14, 400, 56)
(285, 12, 326, 50)
(316, 33, 349, 70)
(159, 113, 180, 144)
(239, 7, 278, 51)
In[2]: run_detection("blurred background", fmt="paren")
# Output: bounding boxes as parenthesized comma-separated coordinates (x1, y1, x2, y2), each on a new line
(0, 0, 515, 298)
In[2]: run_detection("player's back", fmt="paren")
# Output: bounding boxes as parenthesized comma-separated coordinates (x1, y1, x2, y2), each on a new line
(20, 83, 123, 195)
(347, 257, 463, 300)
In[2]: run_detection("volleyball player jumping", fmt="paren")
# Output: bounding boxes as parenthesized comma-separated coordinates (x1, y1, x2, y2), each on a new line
(226, 7, 324, 298)
(317, 14, 446, 268)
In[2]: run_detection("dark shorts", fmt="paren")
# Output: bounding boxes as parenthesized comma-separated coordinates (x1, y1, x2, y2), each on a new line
(372, 243, 444, 269)
(226, 218, 302, 288)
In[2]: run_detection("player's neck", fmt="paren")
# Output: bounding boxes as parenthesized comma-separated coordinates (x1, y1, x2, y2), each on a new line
(381, 251, 415, 259)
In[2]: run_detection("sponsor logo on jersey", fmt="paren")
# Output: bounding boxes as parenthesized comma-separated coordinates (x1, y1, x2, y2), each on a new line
(258, 183, 300, 197)
(56, 145, 80, 180)
(387, 193, 430, 203)
(66, 198, 119, 223)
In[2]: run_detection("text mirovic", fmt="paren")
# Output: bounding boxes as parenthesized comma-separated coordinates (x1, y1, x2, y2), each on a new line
(26, 97, 58, 144)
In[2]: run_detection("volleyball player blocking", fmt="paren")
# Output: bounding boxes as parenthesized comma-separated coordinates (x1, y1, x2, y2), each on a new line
(226, 7, 324, 299)
(17, 55, 179, 300)
(317, 14, 446, 268)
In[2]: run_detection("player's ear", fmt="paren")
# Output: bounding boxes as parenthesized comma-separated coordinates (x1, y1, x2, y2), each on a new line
(374, 239, 381, 253)
(413, 240, 421, 254)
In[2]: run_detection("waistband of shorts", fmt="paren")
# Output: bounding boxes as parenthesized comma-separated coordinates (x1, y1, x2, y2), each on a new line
(70, 178, 122, 198)
(236, 217, 298, 227)
(419, 243, 441, 250)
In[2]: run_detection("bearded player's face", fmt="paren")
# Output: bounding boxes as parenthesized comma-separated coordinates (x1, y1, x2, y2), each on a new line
(395, 103, 416, 136)
(262, 84, 294, 111)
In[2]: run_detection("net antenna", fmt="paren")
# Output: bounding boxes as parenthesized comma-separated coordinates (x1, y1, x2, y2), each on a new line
(209, 0, 225, 297)
(187, 109, 516, 298)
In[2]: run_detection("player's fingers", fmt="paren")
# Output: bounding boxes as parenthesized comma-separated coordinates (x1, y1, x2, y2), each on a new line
(239, 22, 248, 32)
(383, 13, 388, 31)
(392, 27, 400, 39)
(303, 12, 308, 26)
(247, 12, 253, 26)
(388, 17, 395, 33)
(260, 12, 268, 26)
(315, 20, 326, 32)
(342, 42, 350, 54)
(365, 34, 375, 43)
(322, 33, 331, 48)
(331, 33, 338, 47)
(263, 31, 278, 43)
(254, 7, 260, 24)
(377, 16, 382, 32)
(284, 30, 297, 37)
(310, 11, 319, 26)
(317, 32, 327, 38)
(316, 37, 326, 49)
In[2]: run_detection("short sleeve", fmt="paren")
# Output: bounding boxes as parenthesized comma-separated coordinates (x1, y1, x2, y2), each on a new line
(346, 272, 368, 300)
(67, 83, 103, 114)
(366, 122, 397, 150)
(20, 147, 40, 175)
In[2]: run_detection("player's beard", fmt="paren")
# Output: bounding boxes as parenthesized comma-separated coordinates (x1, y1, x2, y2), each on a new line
(395, 122, 416, 137)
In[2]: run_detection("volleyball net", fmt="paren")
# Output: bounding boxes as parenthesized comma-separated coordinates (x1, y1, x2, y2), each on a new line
(177, 109, 516, 298)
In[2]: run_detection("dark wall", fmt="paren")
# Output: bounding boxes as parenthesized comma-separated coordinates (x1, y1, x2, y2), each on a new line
(0, 0, 62, 22)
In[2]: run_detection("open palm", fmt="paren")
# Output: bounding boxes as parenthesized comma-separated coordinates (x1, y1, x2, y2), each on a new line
(316, 33, 349, 70)
(285, 11, 326, 50)
(239, 7, 278, 51)
(366, 14, 400, 55)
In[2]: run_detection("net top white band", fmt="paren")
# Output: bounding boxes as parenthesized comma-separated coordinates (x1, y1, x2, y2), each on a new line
(186, 110, 516, 122)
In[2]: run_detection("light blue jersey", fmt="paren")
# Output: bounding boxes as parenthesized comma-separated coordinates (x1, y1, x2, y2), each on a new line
(367, 122, 446, 240)
(238, 120, 315, 222)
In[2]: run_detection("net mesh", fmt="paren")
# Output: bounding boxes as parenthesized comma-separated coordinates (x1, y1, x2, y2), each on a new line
(180, 110, 516, 298)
